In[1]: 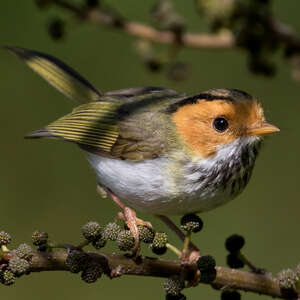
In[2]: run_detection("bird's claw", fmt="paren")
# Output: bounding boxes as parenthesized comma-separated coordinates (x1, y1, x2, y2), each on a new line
(186, 250, 201, 263)
(118, 207, 153, 255)
(180, 249, 201, 286)
(123, 207, 140, 253)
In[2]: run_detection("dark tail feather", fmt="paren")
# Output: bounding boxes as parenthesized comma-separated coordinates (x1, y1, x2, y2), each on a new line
(3, 46, 102, 103)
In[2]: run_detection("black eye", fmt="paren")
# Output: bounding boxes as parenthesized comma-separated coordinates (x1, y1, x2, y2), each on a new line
(213, 117, 229, 132)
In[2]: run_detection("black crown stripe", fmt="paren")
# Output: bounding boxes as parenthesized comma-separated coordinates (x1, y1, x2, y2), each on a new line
(165, 93, 234, 114)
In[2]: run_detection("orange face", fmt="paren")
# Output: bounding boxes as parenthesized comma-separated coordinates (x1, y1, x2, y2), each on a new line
(172, 98, 279, 158)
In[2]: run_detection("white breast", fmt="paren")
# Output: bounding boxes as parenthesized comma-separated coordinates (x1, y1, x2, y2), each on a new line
(85, 136, 261, 215)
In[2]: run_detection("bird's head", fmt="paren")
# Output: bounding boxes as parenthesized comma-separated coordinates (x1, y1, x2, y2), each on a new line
(171, 89, 279, 158)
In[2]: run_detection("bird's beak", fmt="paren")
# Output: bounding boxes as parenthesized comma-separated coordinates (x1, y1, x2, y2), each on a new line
(247, 122, 280, 136)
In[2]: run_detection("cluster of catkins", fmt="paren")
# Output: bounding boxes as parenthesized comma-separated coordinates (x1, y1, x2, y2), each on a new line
(0, 231, 36, 286)
(80, 220, 169, 254)
(66, 213, 217, 300)
(4, 214, 296, 300)
(65, 220, 171, 283)
(0, 229, 55, 286)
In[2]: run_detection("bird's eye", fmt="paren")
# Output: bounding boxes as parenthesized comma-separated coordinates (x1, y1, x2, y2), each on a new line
(213, 117, 229, 133)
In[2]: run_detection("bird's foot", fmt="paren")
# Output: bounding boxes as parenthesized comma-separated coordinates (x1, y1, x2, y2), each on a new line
(118, 207, 153, 255)
(118, 209, 152, 229)
(157, 215, 200, 253)
(98, 185, 152, 255)
(181, 249, 200, 263)
(180, 250, 201, 287)
(158, 215, 203, 286)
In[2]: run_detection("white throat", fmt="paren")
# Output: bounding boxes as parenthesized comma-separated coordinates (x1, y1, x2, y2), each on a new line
(179, 136, 262, 211)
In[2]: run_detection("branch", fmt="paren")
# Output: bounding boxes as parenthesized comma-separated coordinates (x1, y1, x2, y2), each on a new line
(269, 19, 300, 48)
(39, 0, 300, 81)
(89, 13, 234, 49)
(47, 0, 300, 53)
(28, 250, 296, 299)
(50, 0, 234, 49)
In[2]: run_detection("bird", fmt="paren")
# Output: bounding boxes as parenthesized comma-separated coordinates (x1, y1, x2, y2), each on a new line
(6, 46, 279, 256)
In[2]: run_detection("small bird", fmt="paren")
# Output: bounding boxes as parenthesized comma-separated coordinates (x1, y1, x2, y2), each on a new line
(6, 47, 279, 253)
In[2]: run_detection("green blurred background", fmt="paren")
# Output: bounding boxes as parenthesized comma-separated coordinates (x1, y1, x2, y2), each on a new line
(0, 1, 299, 299)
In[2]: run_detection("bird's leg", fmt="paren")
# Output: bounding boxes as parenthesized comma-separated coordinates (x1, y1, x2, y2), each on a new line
(97, 185, 152, 254)
(157, 215, 200, 262)
(157, 215, 199, 254)
(158, 215, 201, 286)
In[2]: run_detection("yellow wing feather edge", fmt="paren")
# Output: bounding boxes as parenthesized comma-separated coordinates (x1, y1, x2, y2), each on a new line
(38, 102, 120, 153)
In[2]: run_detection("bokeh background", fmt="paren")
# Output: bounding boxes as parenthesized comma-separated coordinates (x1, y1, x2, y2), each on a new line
(0, 1, 299, 299)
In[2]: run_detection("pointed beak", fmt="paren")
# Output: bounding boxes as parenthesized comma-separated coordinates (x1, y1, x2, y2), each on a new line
(247, 122, 280, 136)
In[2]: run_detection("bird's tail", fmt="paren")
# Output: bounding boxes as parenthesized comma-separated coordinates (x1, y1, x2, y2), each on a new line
(3, 46, 102, 103)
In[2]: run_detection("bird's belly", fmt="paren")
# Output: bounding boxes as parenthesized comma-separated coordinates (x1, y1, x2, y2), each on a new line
(85, 153, 247, 215)
(86, 153, 171, 211)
